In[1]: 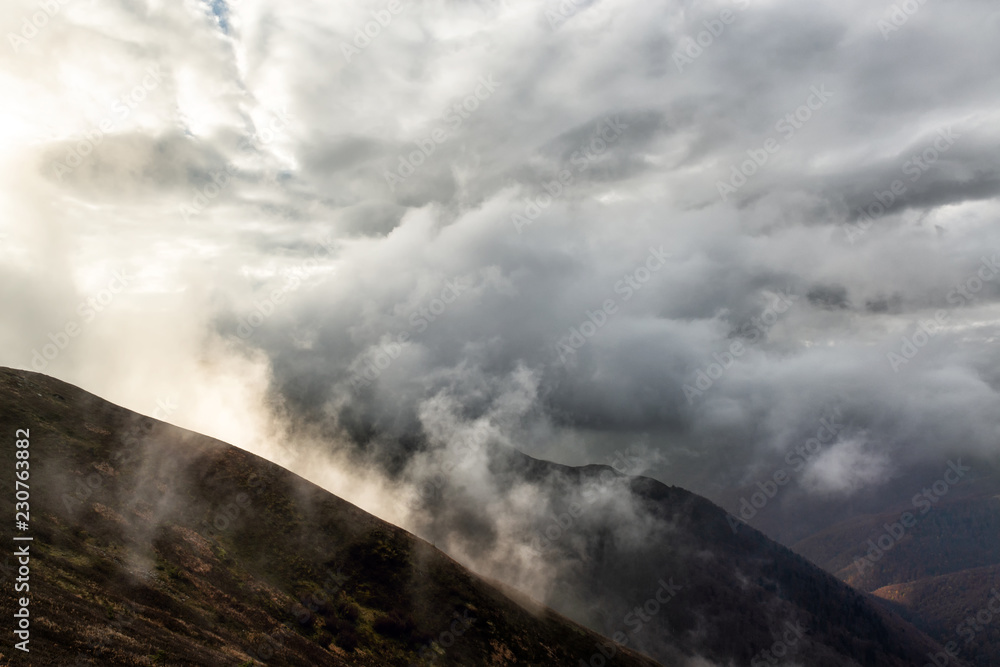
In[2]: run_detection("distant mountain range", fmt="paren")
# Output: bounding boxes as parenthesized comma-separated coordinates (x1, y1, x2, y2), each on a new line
(711, 438, 1000, 667)
(789, 470, 1000, 667)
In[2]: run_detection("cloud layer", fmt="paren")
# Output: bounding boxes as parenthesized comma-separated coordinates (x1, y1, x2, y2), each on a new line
(2, 0, 999, 577)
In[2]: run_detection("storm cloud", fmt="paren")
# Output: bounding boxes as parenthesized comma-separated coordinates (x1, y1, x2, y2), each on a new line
(2, 0, 999, 586)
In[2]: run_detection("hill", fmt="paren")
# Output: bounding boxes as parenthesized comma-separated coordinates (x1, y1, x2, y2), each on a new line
(0, 367, 661, 666)
(0, 367, 964, 666)
(792, 479, 1000, 667)
(452, 446, 964, 666)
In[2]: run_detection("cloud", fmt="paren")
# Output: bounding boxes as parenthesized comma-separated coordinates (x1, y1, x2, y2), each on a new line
(1, 0, 999, 607)
(800, 434, 892, 495)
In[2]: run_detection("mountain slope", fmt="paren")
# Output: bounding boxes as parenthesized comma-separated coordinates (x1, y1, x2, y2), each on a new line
(0, 367, 965, 666)
(0, 367, 661, 666)
(791, 481, 1000, 667)
(873, 565, 1000, 667)
(447, 446, 965, 667)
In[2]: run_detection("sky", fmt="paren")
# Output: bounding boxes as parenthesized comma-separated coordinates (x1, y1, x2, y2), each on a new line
(2, 0, 1000, 567)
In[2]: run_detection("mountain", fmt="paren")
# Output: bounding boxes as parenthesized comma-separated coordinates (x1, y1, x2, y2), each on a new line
(0, 367, 964, 666)
(791, 470, 1000, 667)
(433, 445, 966, 666)
(0, 367, 660, 666)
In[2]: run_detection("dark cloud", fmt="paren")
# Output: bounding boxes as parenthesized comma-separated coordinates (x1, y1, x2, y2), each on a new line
(1, 0, 999, 607)
(807, 284, 850, 310)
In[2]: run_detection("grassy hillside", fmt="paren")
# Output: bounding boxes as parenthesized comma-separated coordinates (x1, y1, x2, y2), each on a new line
(0, 367, 661, 666)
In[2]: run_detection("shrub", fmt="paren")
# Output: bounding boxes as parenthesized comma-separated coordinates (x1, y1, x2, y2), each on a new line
(373, 611, 415, 639)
